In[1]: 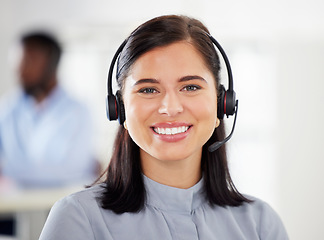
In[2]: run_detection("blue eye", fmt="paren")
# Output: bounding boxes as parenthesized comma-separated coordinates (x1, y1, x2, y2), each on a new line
(183, 85, 201, 91)
(138, 88, 158, 94)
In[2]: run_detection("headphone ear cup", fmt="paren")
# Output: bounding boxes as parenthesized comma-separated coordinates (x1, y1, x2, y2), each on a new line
(106, 95, 118, 121)
(217, 85, 226, 119)
(217, 85, 236, 119)
(116, 90, 125, 125)
(224, 90, 236, 116)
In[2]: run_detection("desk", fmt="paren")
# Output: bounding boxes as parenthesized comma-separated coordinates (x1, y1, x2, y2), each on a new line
(0, 184, 83, 240)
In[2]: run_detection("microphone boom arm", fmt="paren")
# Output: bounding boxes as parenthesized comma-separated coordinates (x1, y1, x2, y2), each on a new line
(208, 100, 239, 152)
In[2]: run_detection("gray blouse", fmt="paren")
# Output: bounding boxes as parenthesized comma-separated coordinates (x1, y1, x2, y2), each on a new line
(39, 176, 289, 239)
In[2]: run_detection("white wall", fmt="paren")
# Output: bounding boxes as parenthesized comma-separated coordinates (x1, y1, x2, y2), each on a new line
(276, 37, 324, 239)
(1, 0, 324, 239)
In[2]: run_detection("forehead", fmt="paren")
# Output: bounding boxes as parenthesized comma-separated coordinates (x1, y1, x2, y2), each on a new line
(129, 41, 211, 77)
(20, 45, 49, 62)
(22, 42, 50, 55)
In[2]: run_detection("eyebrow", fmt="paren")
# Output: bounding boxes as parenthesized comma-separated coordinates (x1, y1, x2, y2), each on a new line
(179, 75, 207, 82)
(133, 78, 159, 86)
(133, 75, 206, 86)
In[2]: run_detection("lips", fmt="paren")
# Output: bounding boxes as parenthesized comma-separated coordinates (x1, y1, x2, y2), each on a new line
(153, 126, 190, 135)
(151, 122, 192, 142)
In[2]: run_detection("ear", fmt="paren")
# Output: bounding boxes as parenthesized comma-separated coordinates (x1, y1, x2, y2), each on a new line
(215, 118, 220, 128)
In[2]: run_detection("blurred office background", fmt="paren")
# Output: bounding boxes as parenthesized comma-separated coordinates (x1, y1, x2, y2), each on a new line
(0, 0, 323, 239)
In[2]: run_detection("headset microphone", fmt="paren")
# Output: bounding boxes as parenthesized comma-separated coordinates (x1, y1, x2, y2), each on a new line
(106, 32, 238, 152)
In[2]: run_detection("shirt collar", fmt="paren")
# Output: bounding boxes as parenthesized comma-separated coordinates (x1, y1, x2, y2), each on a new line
(143, 174, 205, 213)
(22, 85, 64, 110)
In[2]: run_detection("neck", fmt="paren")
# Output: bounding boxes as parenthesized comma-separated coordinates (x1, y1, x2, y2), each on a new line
(140, 150, 202, 189)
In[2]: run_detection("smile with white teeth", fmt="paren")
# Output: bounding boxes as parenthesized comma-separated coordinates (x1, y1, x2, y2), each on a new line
(153, 126, 190, 135)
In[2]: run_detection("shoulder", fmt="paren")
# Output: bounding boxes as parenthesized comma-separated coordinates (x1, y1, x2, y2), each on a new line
(53, 184, 102, 214)
(228, 195, 289, 239)
(54, 86, 90, 117)
(0, 89, 22, 119)
(238, 195, 278, 217)
(54, 86, 85, 107)
(39, 185, 104, 240)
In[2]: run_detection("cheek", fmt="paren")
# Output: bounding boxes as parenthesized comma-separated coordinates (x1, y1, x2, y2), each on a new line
(124, 98, 158, 150)
(125, 98, 147, 121)
(190, 94, 218, 124)
(195, 100, 218, 143)
(124, 97, 155, 132)
(20, 61, 47, 82)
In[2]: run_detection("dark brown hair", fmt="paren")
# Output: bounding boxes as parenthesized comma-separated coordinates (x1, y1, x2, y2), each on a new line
(98, 15, 250, 213)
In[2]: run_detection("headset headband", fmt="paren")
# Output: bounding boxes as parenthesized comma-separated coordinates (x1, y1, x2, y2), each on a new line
(106, 34, 234, 98)
(105, 31, 238, 152)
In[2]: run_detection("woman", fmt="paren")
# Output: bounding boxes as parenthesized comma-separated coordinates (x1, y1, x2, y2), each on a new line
(39, 15, 288, 240)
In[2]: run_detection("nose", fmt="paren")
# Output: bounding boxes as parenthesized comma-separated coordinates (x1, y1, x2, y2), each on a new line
(158, 92, 184, 116)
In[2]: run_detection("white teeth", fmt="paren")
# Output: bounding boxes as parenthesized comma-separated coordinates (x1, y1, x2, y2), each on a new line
(154, 126, 189, 135)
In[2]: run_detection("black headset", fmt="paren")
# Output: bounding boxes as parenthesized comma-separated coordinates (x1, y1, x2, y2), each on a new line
(106, 33, 238, 152)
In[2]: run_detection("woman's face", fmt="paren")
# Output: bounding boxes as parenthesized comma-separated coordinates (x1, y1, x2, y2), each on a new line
(123, 41, 218, 164)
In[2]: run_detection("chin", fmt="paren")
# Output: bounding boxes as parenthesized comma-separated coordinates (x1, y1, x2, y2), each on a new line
(152, 149, 198, 162)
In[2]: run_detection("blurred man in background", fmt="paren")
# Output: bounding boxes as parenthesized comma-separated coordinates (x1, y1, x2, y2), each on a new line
(0, 32, 97, 187)
(0, 31, 98, 237)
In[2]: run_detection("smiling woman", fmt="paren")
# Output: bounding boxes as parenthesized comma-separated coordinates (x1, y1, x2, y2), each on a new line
(39, 15, 289, 240)
(124, 42, 218, 173)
